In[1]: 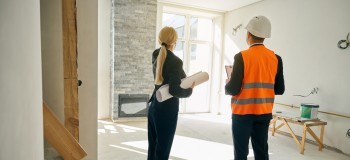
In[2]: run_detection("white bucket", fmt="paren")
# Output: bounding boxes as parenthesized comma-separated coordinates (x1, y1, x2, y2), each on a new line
(300, 103, 319, 119)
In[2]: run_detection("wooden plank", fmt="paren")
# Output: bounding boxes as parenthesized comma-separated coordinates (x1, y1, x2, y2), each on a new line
(275, 123, 285, 131)
(271, 118, 277, 136)
(270, 118, 277, 125)
(62, 0, 77, 79)
(281, 118, 304, 125)
(300, 125, 307, 154)
(319, 125, 325, 151)
(282, 119, 301, 147)
(64, 79, 79, 139)
(305, 121, 327, 127)
(43, 102, 87, 159)
(307, 127, 324, 149)
(62, 0, 79, 140)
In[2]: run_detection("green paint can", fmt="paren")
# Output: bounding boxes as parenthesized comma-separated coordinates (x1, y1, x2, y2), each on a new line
(300, 103, 319, 119)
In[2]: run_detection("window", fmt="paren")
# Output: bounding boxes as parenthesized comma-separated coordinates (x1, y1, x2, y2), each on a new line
(190, 17, 212, 41)
(162, 12, 213, 113)
(162, 13, 185, 39)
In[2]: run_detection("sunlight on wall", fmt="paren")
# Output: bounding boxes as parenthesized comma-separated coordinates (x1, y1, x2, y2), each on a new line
(224, 34, 241, 65)
(220, 33, 242, 115)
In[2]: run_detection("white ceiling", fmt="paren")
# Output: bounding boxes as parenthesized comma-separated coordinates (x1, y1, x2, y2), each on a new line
(158, 0, 263, 12)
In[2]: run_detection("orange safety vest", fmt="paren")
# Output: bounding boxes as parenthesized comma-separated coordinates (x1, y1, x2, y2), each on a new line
(231, 45, 278, 115)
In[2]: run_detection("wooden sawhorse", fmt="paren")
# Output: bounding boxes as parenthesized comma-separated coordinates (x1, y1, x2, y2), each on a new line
(270, 114, 327, 154)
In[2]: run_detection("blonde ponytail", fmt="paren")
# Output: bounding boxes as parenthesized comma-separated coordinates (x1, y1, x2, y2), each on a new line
(155, 45, 167, 85)
(154, 26, 178, 85)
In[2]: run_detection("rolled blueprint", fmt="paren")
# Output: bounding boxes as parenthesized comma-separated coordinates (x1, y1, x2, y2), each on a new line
(156, 71, 209, 102)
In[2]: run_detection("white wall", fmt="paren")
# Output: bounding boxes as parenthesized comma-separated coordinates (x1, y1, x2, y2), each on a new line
(223, 0, 350, 154)
(98, 0, 112, 120)
(0, 0, 44, 159)
(77, 0, 98, 159)
(41, 0, 64, 123)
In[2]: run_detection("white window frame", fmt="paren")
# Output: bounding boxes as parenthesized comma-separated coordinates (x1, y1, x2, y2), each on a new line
(157, 3, 224, 113)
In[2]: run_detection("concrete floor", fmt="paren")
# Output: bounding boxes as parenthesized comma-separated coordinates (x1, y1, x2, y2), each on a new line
(98, 114, 349, 160)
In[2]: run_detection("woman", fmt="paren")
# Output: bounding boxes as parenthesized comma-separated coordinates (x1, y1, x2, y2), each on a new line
(148, 26, 195, 160)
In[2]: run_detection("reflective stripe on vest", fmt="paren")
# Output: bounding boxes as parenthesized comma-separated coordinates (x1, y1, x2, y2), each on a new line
(231, 45, 278, 115)
(243, 82, 274, 89)
(232, 97, 275, 105)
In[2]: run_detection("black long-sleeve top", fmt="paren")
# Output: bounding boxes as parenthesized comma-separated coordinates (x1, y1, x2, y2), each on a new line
(225, 51, 285, 96)
(149, 48, 193, 102)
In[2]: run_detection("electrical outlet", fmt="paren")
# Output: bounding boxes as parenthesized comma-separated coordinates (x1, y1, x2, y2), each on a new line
(346, 129, 350, 138)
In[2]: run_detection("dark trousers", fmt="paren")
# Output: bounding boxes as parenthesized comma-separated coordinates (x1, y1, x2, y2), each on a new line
(147, 98, 179, 160)
(231, 114, 272, 160)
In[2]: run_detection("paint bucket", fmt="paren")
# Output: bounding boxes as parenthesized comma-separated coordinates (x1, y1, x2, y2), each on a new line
(300, 103, 319, 119)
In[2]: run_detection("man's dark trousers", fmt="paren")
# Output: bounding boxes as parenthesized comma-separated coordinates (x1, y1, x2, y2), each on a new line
(232, 114, 272, 160)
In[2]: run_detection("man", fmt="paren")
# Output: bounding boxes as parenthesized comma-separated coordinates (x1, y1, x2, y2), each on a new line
(225, 15, 285, 160)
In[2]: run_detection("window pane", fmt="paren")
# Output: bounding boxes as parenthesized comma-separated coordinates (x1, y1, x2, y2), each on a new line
(190, 17, 213, 41)
(173, 41, 184, 60)
(189, 43, 210, 74)
(162, 13, 185, 38)
(186, 43, 211, 112)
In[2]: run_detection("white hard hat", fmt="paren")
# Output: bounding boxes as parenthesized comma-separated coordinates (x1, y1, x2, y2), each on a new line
(245, 15, 271, 38)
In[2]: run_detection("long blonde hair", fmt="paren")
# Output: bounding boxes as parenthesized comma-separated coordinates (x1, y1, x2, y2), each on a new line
(154, 26, 178, 85)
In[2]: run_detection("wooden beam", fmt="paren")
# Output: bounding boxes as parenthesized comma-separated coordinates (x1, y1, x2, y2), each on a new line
(306, 127, 324, 149)
(282, 119, 301, 147)
(275, 123, 285, 131)
(319, 125, 325, 151)
(64, 78, 79, 139)
(62, 0, 77, 79)
(62, 0, 79, 140)
(300, 125, 307, 154)
(43, 102, 87, 159)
